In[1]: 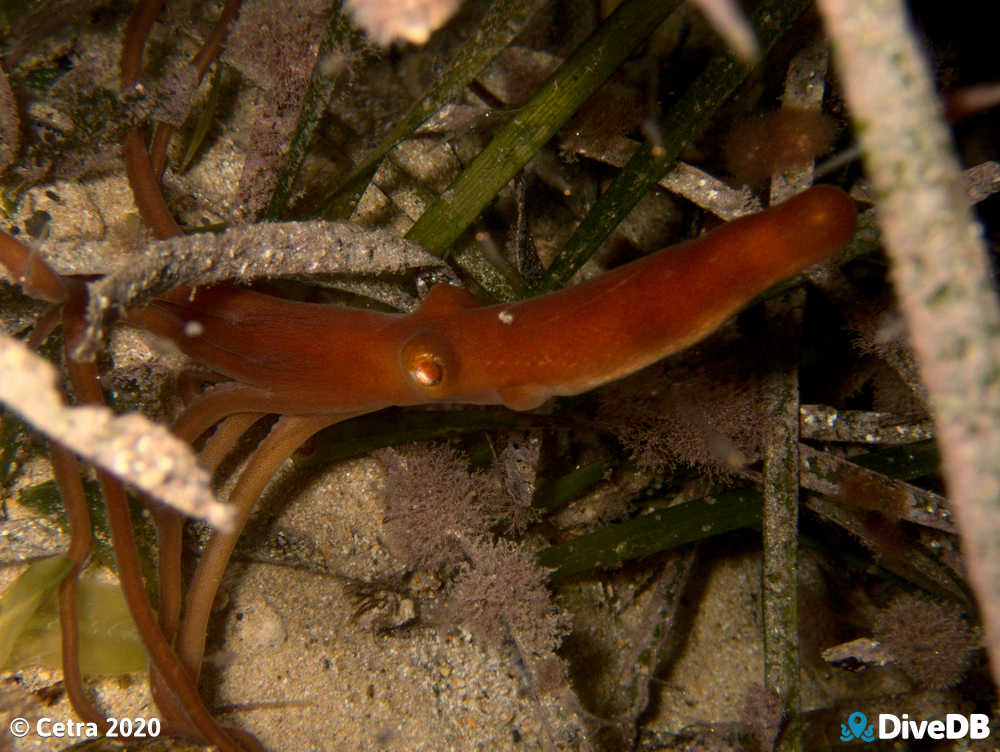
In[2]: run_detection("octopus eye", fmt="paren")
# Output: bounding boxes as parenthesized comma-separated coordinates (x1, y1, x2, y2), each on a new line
(399, 329, 456, 394)
(408, 352, 444, 386)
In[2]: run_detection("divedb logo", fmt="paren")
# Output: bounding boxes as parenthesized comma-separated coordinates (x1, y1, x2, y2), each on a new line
(840, 712, 991, 742)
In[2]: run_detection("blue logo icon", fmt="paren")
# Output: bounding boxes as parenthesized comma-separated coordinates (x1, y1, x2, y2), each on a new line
(840, 712, 875, 742)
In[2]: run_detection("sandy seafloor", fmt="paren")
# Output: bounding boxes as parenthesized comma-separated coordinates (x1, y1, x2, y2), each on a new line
(1, 441, 790, 752)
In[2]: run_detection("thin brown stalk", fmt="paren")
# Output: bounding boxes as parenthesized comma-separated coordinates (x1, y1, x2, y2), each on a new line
(52, 290, 107, 729)
(149, 0, 244, 176)
(51, 444, 107, 730)
(25, 304, 64, 349)
(171, 384, 286, 444)
(192, 0, 244, 77)
(121, 0, 183, 236)
(0, 230, 67, 303)
(199, 414, 265, 474)
(158, 413, 263, 642)
(123, 128, 183, 239)
(176, 413, 351, 680)
(121, 0, 167, 88)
